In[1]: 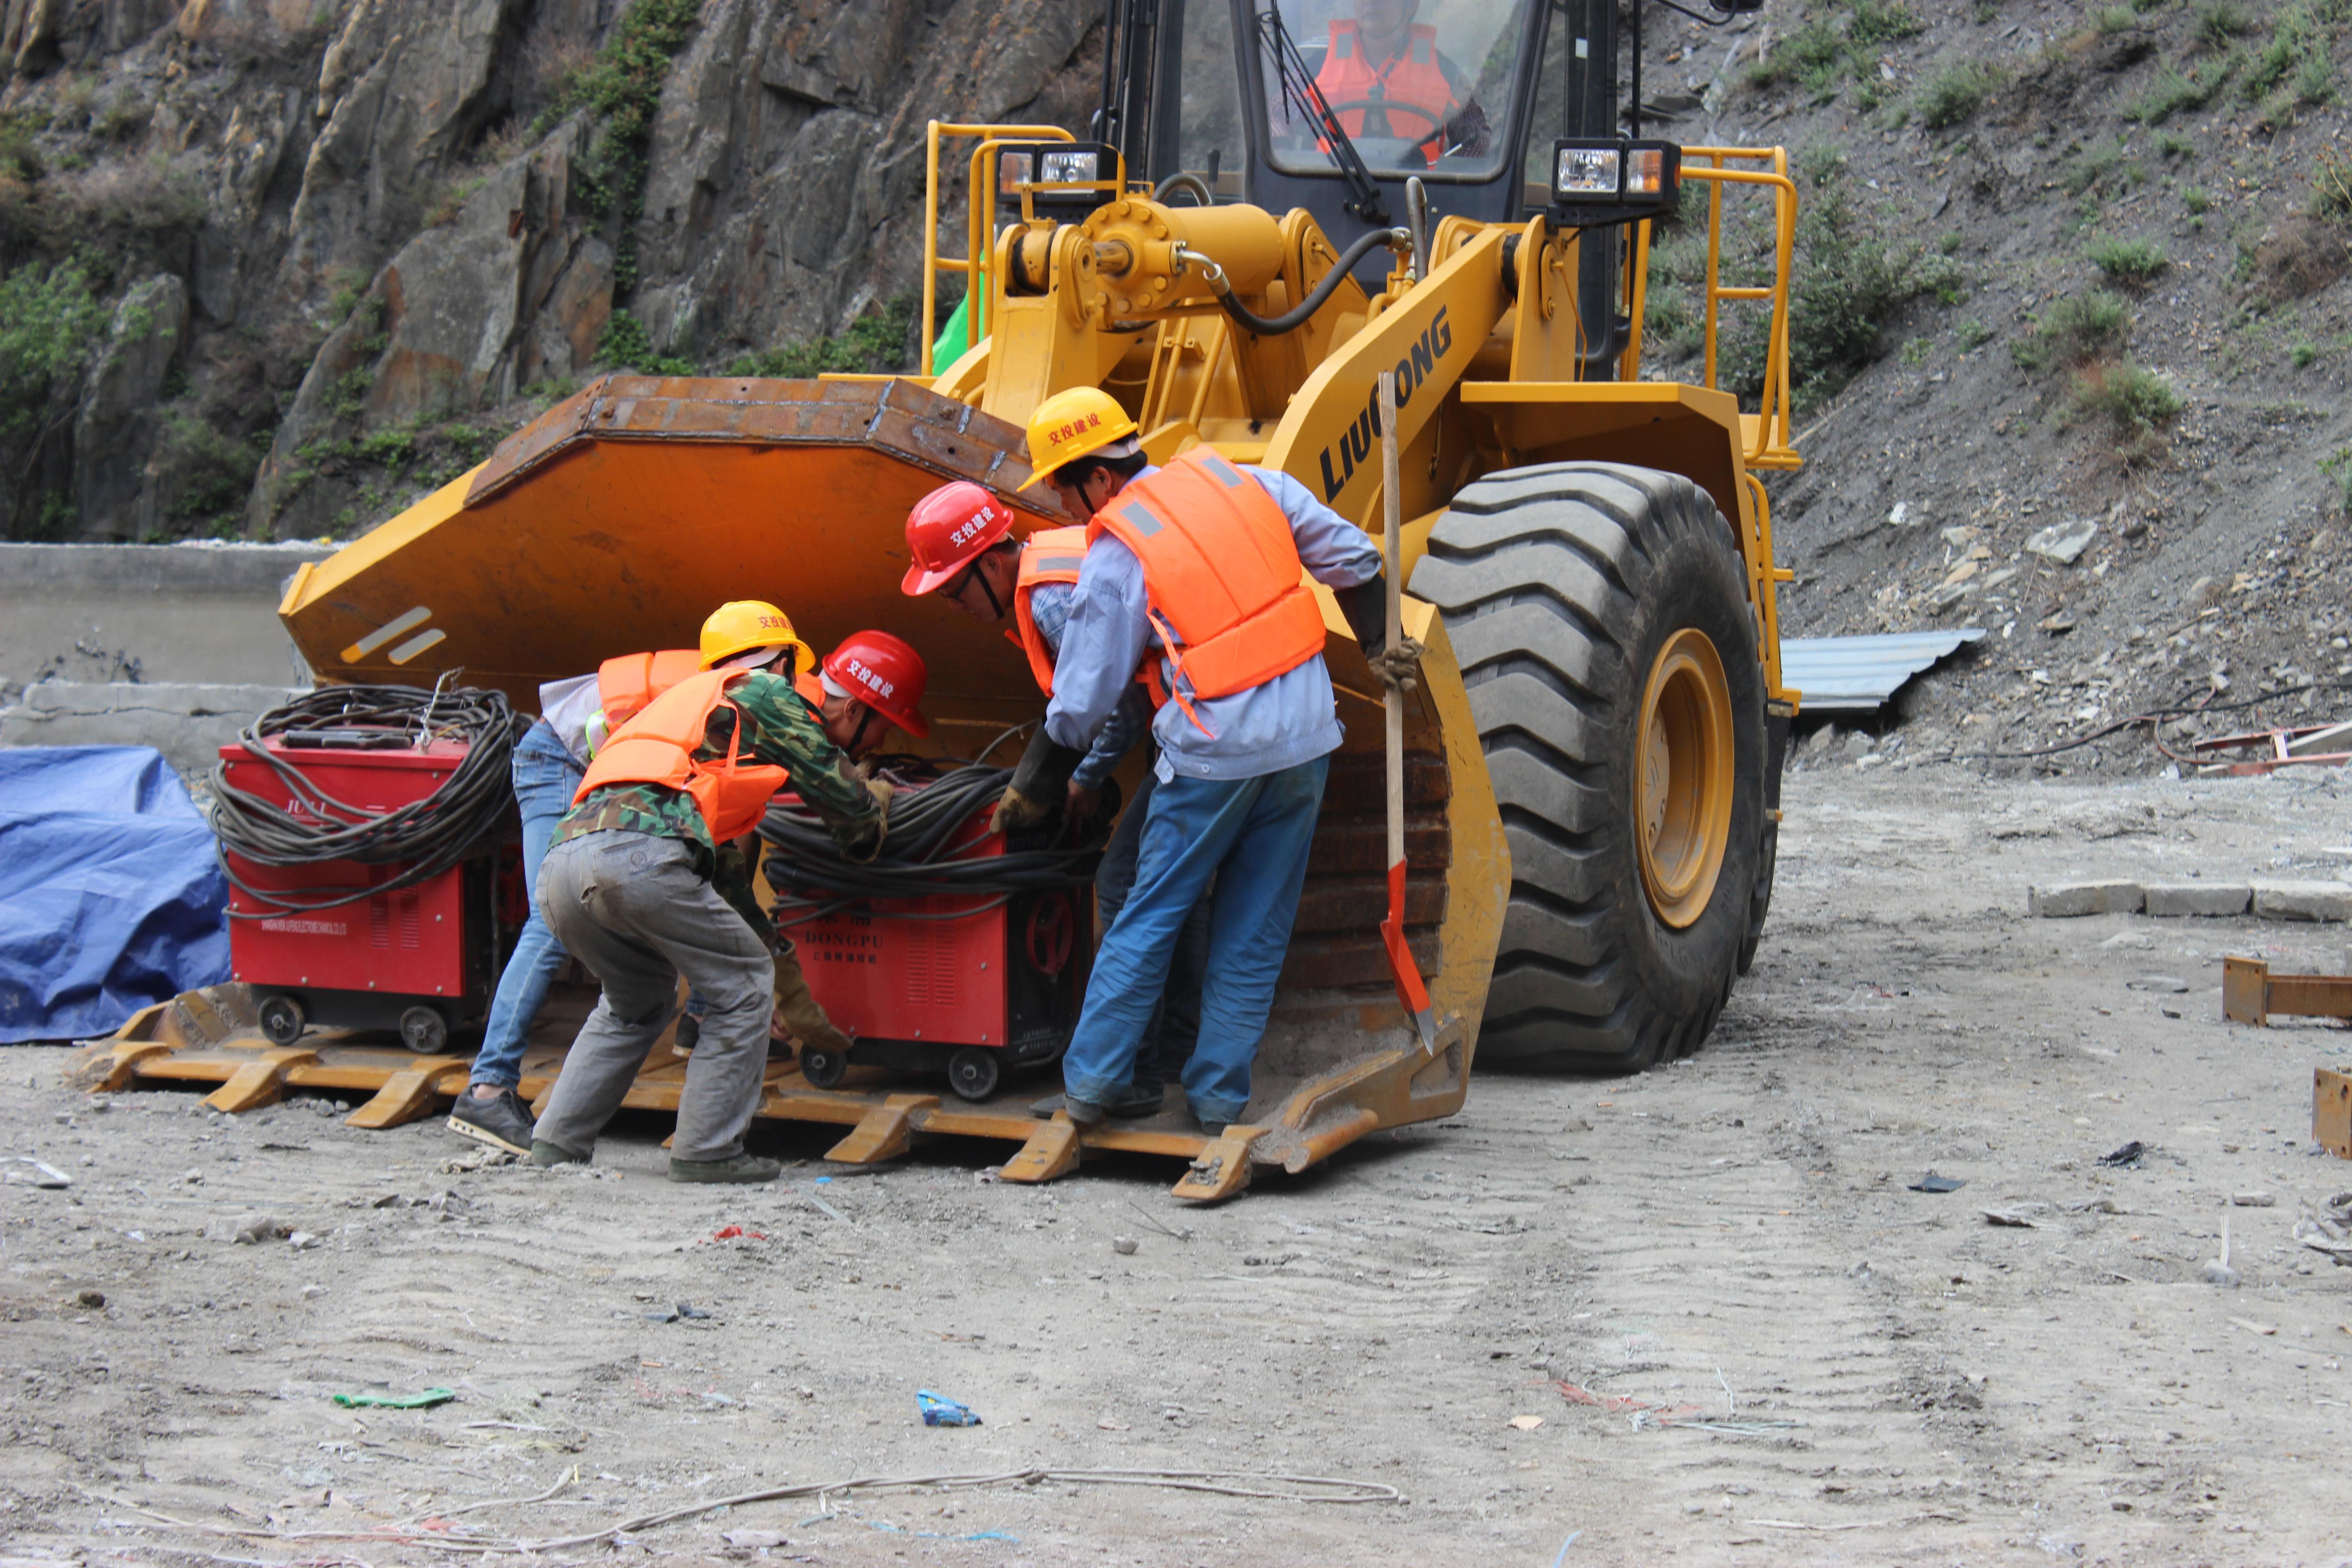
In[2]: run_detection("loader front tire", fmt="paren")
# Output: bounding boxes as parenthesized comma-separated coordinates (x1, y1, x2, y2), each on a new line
(1413, 462, 1767, 1074)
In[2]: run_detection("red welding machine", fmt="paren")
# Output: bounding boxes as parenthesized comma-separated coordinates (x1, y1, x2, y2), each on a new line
(220, 736, 517, 1054)
(777, 789, 1089, 1102)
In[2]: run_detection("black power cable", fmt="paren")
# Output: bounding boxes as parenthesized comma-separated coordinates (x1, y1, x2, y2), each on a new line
(209, 684, 522, 917)
(757, 762, 1117, 929)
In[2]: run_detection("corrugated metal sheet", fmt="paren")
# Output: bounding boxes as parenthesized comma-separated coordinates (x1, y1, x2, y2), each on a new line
(1781, 629, 1986, 715)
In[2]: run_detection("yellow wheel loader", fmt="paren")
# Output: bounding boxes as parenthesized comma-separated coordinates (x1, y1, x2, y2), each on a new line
(88, 0, 1803, 1196)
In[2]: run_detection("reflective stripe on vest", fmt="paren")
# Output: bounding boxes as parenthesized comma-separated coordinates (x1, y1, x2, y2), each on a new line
(573, 667, 792, 843)
(1011, 527, 1091, 698)
(1314, 21, 1451, 161)
(1087, 451, 1328, 731)
(585, 648, 703, 761)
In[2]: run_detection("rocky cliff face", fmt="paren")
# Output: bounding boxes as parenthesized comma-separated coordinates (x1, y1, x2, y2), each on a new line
(0, 0, 1099, 541)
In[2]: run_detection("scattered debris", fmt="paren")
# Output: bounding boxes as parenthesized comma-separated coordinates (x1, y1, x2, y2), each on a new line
(2125, 975, 2188, 994)
(1980, 1207, 2039, 1228)
(2231, 1191, 2276, 1208)
(1507, 1415, 1545, 1431)
(1909, 1172, 1968, 1193)
(7, 1157, 71, 1188)
(2203, 1210, 2240, 1289)
(2227, 1316, 2278, 1337)
(2025, 518, 2098, 565)
(916, 1390, 981, 1427)
(708, 1225, 766, 1243)
(1111, 1236, 1138, 1255)
(331, 1387, 456, 1410)
(2096, 1142, 2145, 1168)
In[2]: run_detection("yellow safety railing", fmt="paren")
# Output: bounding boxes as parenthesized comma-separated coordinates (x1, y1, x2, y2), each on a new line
(920, 121, 1078, 376)
(1661, 147, 1801, 471)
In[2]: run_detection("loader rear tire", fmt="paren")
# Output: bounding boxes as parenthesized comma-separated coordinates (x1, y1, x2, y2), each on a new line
(1412, 462, 1767, 1074)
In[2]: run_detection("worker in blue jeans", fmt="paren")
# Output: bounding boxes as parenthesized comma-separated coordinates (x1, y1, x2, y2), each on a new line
(448, 716, 585, 1154)
(991, 389, 1418, 1131)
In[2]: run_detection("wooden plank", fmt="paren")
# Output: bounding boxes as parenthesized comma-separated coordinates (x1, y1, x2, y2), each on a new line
(1000, 1117, 1084, 1183)
(2317, 1068, 2352, 1160)
(825, 1094, 937, 1165)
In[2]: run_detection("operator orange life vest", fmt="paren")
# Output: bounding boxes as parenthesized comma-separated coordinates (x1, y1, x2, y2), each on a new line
(1087, 449, 1329, 734)
(1315, 20, 1454, 163)
(573, 668, 793, 843)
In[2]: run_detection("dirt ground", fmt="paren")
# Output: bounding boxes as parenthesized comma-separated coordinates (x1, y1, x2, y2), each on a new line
(4, 764, 2350, 1568)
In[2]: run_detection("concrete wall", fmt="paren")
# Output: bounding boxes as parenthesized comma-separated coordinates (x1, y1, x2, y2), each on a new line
(0, 682, 310, 781)
(0, 541, 333, 691)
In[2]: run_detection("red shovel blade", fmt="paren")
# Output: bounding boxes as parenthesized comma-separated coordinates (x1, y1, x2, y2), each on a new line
(1380, 858, 1438, 1051)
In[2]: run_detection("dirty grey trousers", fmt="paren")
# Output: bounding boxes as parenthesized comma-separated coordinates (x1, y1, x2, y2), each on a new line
(533, 830, 774, 1163)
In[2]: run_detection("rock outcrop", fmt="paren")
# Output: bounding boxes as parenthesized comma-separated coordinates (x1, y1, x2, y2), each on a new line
(0, 0, 1099, 541)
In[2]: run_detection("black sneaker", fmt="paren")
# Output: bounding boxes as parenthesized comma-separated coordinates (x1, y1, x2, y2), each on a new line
(448, 1088, 534, 1157)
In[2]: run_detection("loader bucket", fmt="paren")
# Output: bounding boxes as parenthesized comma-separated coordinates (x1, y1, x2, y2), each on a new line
(97, 377, 1504, 1200)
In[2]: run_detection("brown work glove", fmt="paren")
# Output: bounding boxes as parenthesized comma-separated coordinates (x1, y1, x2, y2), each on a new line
(843, 776, 896, 864)
(989, 784, 1055, 835)
(1373, 634, 1427, 694)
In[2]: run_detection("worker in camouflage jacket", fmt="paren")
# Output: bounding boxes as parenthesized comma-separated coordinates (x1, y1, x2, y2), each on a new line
(531, 603, 920, 1184)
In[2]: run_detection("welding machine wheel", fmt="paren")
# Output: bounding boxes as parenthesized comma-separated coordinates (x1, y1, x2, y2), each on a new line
(257, 993, 306, 1047)
(947, 1047, 1000, 1102)
(398, 1005, 449, 1055)
(799, 1043, 848, 1089)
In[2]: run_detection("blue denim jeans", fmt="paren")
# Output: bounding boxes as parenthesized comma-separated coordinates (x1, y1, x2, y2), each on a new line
(472, 721, 583, 1088)
(1063, 754, 1328, 1126)
(1093, 763, 1209, 1095)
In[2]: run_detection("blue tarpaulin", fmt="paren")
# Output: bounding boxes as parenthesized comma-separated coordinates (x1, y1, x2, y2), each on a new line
(0, 745, 229, 1043)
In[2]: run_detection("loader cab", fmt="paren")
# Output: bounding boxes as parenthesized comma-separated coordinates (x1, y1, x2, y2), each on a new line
(1116, 0, 1620, 254)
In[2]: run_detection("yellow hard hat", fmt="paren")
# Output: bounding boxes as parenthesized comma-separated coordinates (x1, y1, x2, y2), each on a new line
(699, 600, 817, 674)
(1018, 387, 1140, 489)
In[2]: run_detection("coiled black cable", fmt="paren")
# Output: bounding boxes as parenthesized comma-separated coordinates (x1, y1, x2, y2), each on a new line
(758, 762, 1117, 927)
(209, 684, 522, 917)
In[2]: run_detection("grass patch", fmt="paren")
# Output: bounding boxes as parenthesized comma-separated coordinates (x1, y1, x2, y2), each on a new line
(727, 296, 920, 378)
(1746, 0, 1923, 100)
(2127, 54, 2232, 122)
(2065, 361, 2183, 456)
(2087, 234, 2170, 285)
(2316, 149, 2352, 220)
(2193, 1, 2253, 44)
(2013, 291, 2131, 371)
(1916, 61, 2006, 128)
(2089, 4, 2137, 33)
(2322, 448, 2352, 513)
(594, 309, 695, 376)
(1957, 318, 1995, 351)
(2183, 185, 2211, 214)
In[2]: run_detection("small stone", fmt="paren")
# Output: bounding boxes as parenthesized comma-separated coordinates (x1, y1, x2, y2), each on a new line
(287, 1230, 322, 1250)
(75, 1289, 105, 1308)
(232, 1217, 284, 1245)
(2026, 518, 2099, 565)
(181, 1168, 202, 1185)
(2100, 931, 2155, 950)
(301, 1284, 328, 1298)
(2230, 1191, 2276, 1207)
(2029, 881, 2143, 917)
(2200, 1260, 2240, 1287)
(2125, 975, 2189, 993)
(1111, 1236, 1138, 1255)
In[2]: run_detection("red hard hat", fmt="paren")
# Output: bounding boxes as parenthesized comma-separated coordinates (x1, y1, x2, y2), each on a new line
(901, 481, 1013, 596)
(823, 630, 931, 738)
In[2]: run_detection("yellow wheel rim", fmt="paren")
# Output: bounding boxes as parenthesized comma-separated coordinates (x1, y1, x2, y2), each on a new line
(1635, 627, 1735, 930)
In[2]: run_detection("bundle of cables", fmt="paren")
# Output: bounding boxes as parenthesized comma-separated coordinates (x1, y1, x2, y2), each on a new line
(209, 683, 523, 917)
(758, 758, 1119, 928)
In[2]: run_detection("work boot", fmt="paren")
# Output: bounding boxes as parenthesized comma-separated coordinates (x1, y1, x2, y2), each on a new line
(448, 1087, 535, 1157)
(1063, 1096, 1109, 1128)
(671, 1011, 700, 1056)
(772, 947, 853, 1059)
(530, 1138, 586, 1167)
(1107, 1081, 1167, 1119)
(668, 1153, 782, 1184)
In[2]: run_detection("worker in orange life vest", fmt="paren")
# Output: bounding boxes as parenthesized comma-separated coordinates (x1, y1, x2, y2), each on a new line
(528, 602, 914, 1184)
(1311, 0, 1493, 165)
(997, 388, 1423, 1134)
(901, 481, 1202, 1119)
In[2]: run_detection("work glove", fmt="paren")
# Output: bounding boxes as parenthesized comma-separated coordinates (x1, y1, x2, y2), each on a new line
(843, 776, 896, 864)
(989, 784, 1056, 835)
(1373, 634, 1426, 694)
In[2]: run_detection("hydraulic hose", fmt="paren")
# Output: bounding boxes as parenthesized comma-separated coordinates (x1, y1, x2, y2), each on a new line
(209, 684, 522, 917)
(1184, 225, 1412, 336)
(757, 762, 1117, 927)
(1152, 171, 1215, 207)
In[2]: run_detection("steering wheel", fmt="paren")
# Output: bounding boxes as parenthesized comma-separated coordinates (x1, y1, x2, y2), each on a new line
(1318, 98, 1444, 138)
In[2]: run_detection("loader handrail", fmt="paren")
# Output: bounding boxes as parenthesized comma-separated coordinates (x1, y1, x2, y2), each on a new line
(1663, 147, 1800, 471)
(921, 122, 1078, 375)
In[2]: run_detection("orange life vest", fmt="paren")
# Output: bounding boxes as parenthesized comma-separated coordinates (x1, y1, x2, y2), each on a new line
(573, 668, 793, 843)
(1315, 20, 1453, 163)
(1088, 450, 1328, 734)
(1010, 528, 1091, 696)
(584, 648, 703, 760)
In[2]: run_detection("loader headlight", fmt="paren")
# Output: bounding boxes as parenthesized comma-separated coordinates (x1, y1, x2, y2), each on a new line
(995, 141, 1120, 220)
(1038, 149, 1100, 185)
(1549, 138, 1681, 228)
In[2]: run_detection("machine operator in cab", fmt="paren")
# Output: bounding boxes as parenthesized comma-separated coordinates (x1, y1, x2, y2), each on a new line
(899, 480, 1205, 1119)
(528, 603, 920, 1184)
(1310, 0, 1493, 164)
(995, 390, 1422, 1135)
